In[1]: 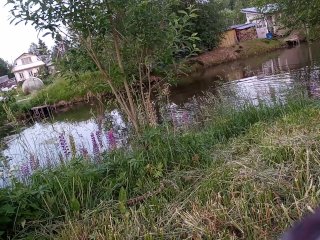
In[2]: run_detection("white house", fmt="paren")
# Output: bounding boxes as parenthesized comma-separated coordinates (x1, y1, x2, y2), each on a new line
(241, 4, 286, 39)
(12, 53, 46, 82)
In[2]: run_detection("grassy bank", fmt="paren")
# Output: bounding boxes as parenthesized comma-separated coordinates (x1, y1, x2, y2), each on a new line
(2, 92, 320, 239)
(11, 39, 284, 113)
(10, 72, 112, 114)
(193, 39, 286, 68)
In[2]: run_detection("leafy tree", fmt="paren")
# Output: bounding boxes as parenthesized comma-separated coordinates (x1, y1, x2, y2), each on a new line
(38, 39, 49, 55)
(193, 0, 227, 50)
(223, 0, 250, 26)
(0, 58, 12, 77)
(177, 0, 227, 50)
(7, 0, 199, 132)
(28, 42, 39, 55)
(56, 45, 98, 73)
(51, 33, 69, 60)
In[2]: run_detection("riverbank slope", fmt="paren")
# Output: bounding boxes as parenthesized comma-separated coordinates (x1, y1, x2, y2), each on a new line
(192, 38, 286, 68)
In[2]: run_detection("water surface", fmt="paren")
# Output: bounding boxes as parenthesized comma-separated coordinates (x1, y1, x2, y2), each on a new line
(2, 42, 320, 177)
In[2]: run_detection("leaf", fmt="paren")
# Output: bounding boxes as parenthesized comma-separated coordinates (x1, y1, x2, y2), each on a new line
(70, 197, 80, 212)
(118, 187, 127, 215)
(177, 10, 187, 15)
(42, 32, 51, 37)
(1, 204, 16, 215)
(189, 13, 198, 18)
(21, 219, 26, 228)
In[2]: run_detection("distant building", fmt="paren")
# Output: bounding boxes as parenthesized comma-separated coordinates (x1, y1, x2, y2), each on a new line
(219, 23, 257, 48)
(229, 23, 257, 42)
(0, 75, 9, 85)
(241, 4, 287, 38)
(12, 53, 46, 82)
(0, 75, 17, 91)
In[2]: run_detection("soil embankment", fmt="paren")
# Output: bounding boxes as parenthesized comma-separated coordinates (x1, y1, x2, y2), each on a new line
(191, 39, 286, 69)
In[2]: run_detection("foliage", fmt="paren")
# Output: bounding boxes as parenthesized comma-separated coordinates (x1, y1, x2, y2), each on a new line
(55, 45, 98, 73)
(192, 0, 227, 50)
(0, 58, 12, 78)
(0, 91, 18, 124)
(0, 93, 315, 238)
(176, 0, 227, 50)
(7, 0, 200, 132)
(28, 39, 49, 57)
(14, 72, 112, 112)
(222, 0, 249, 26)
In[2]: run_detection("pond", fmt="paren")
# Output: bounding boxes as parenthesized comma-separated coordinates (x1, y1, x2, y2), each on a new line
(1, 42, 320, 182)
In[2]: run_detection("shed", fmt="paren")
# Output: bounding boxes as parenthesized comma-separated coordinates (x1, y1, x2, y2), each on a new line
(229, 23, 257, 42)
(219, 29, 238, 48)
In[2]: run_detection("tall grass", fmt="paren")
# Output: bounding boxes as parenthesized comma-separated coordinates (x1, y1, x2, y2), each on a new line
(10, 71, 112, 114)
(0, 93, 317, 239)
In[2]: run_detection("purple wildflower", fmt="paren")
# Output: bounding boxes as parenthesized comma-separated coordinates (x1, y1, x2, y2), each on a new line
(107, 129, 116, 150)
(96, 130, 103, 148)
(170, 110, 178, 128)
(80, 145, 89, 159)
(59, 133, 70, 158)
(182, 111, 189, 125)
(20, 163, 31, 178)
(29, 154, 39, 171)
(91, 133, 100, 156)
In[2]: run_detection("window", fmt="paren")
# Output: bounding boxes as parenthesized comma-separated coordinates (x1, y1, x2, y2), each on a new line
(29, 71, 34, 77)
(19, 73, 25, 80)
(21, 57, 32, 65)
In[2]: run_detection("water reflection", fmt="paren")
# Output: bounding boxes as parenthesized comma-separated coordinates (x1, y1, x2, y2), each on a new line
(2, 42, 320, 181)
(171, 42, 320, 105)
(2, 110, 127, 169)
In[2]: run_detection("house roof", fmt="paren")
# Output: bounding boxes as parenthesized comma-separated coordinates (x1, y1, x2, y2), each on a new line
(12, 52, 46, 73)
(0, 75, 9, 84)
(241, 4, 278, 14)
(229, 23, 256, 30)
(13, 53, 31, 62)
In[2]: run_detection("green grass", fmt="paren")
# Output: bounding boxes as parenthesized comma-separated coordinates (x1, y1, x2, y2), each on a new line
(238, 39, 285, 58)
(10, 71, 112, 114)
(192, 38, 286, 69)
(1, 93, 319, 239)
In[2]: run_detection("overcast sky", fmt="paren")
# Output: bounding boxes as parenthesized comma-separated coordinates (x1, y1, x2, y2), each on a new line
(0, 2, 54, 63)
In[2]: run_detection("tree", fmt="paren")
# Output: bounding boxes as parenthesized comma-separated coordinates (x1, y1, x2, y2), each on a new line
(193, 0, 227, 50)
(0, 58, 12, 77)
(223, 0, 249, 26)
(7, 0, 199, 133)
(51, 33, 69, 60)
(38, 39, 49, 55)
(28, 42, 39, 55)
(177, 0, 228, 50)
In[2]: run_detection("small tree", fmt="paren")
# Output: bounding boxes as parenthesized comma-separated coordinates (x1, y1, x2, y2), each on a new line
(0, 58, 13, 78)
(28, 42, 39, 55)
(177, 0, 227, 50)
(8, 0, 199, 133)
